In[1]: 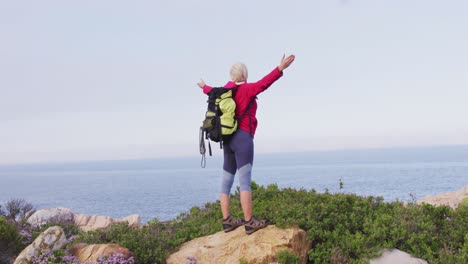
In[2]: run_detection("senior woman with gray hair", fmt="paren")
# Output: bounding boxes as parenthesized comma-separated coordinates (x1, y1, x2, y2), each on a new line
(197, 54, 295, 235)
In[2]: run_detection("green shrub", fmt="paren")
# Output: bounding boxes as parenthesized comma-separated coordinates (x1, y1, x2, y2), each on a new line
(276, 249, 300, 264)
(74, 207, 224, 264)
(73, 198, 227, 263)
(461, 197, 468, 206)
(242, 183, 466, 263)
(72, 182, 467, 264)
(0, 216, 24, 264)
(238, 257, 248, 264)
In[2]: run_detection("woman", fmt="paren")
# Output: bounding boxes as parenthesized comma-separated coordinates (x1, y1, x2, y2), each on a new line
(197, 54, 295, 235)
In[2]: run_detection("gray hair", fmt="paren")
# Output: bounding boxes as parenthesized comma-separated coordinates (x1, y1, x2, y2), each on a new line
(230, 63, 248, 83)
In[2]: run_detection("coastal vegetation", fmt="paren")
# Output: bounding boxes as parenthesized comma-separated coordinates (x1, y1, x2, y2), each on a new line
(1, 183, 467, 263)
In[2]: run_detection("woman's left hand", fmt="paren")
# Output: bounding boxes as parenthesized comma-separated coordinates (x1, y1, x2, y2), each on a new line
(278, 54, 296, 72)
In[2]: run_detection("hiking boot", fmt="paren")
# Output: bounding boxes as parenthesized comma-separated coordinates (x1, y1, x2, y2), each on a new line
(244, 216, 268, 235)
(222, 215, 244, 233)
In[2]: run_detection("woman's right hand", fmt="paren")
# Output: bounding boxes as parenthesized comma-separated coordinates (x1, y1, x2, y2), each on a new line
(197, 79, 206, 89)
(278, 54, 296, 72)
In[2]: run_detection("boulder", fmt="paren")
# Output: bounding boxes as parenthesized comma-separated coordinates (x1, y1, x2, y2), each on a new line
(68, 243, 134, 262)
(74, 214, 114, 231)
(370, 249, 428, 264)
(417, 185, 468, 209)
(118, 214, 140, 228)
(27, 208, 74, 227)
(13, 226, 67, 264)
(166, 225, 311, 264)
(74, 214, 140, 231)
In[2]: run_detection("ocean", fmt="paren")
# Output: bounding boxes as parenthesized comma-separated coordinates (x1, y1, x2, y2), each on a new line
(1, 145, 467, 223)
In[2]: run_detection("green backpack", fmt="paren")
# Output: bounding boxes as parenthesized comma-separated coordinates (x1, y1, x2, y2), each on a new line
(199, 87, 253, 167)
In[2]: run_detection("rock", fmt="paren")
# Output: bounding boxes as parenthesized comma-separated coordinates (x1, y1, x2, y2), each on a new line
(166, 225, 311, 264)
(74, 213, 140, 231)
(370, 249, 428, 264)
(26, 207, 140, 231)
(27, 208, 74, 227)
(74, 214, 114, 231)
(13, 226, 67, 264)
(118, 214, 140, 228)
(417, 185, 468, 209)
(68, 243, 134, 262)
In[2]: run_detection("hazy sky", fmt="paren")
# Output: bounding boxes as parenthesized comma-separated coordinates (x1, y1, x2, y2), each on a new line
(1, 0, 467, 165)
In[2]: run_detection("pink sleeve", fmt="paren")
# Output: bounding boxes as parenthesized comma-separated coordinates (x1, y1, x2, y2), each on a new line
(202, 85, 213, 95)
(247, 67, 283, 97)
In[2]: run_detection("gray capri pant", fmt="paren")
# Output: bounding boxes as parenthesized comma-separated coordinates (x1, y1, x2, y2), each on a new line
(221, 129, 254, 194)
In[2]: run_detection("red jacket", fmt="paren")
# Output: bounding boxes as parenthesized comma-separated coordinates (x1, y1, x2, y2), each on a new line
(203, 67, 283, 137)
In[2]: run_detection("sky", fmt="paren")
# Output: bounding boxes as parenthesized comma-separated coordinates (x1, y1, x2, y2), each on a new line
(1, 0, 467, 165)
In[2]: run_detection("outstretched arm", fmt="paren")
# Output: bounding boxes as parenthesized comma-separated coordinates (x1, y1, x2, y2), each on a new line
(247, 54, 296, 96)
(197, 79, 212, 94)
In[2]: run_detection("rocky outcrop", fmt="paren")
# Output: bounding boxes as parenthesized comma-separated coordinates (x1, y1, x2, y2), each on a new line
(417, 185, 468, 209)
(13, 226, 67, 264)
(27, 208, 74, 227)
(119, 214, 140, 228)
(370, 249, 428, 264)
(26, 208, 140, 231)
(74, 214, 140, 232)
(166, 225, 311, 264)
(68, 243, 134, 262)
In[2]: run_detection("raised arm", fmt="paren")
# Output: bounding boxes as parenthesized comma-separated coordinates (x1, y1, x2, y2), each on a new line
(247, 54, 296, 96)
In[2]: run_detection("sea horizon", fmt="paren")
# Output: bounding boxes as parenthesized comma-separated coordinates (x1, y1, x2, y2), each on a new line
(2, 143, 468, 168)
(1, 144, 467, 223)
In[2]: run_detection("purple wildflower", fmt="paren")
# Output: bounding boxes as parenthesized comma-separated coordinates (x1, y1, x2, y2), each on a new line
(186, 256, 197, 264)
(62, 254, 81, 264)
(97, 253, 135, 264)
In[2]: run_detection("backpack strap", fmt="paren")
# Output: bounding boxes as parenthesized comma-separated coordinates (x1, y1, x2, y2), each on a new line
(231, 86, 257, 135)
(199, 127, 206, 168)
(232, 86, 256, 122)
